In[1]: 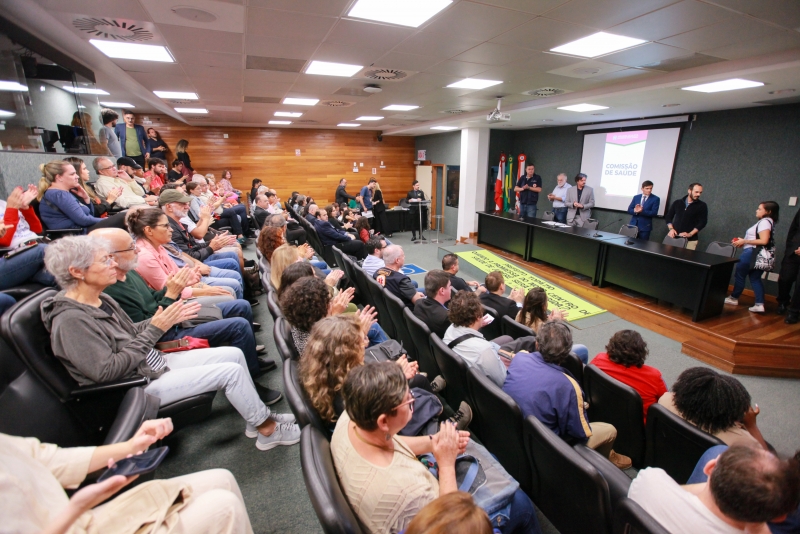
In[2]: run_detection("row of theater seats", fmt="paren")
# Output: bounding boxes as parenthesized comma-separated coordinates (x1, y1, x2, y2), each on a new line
(267, 245, 721, 533)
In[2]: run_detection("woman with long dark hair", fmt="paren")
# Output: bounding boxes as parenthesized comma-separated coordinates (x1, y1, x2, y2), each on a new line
(515, 287, 589, 363)
(371, 180, 392, 237)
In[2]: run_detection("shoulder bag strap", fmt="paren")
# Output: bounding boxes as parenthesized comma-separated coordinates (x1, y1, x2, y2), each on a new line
(448, 333, 478, 349)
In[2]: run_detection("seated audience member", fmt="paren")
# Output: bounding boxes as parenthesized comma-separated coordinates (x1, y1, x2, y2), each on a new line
(326, 203, 352, 232)
(630, 445, 800, 533)
(314, 207, 366, 259)
(41, 236, 298, 451)
(480, 271, 525, 320)
(268, 211, 308, 246)
(591, 330, 667, 423)
(257, 226, 285, 264)
(444, 291, 536, 388)
(92, 157, 155, 208)
(332, 363, 540, 534)
(132, 208, 243, 301)
(503, 321, 632, 468)
(362, 237, 387, 277)
(414, 269, 453, 338)
(253, 194, 272, 229)
(257, 220, 321, 273)
(264, 191, 284, 215)
(38, 161, 128, 232)
(187, 180, 247, 243)
(304, 203, 318, 223)
(516, 287, 589, 364)
(374, 245, 423, 308)
(0, 186, 57, 290)
(64, 156, 123, 217)
(94, 227, 275, 381)
(218, 169, 237, 195)
(117, 157, 149, 193)
(167, 159, 186, 183)
(269, 243, 335, 292)
(355, 216, 372, 243)
(659, 367, 768, 450)
(0, 418, 258, 533)
(249, 178, 262, 204)
(405, 492, 493, 534)
(176, 201, 249, 275)
(442, 253, 481, 293)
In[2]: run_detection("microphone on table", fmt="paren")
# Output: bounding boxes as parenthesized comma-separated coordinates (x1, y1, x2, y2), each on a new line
(593, 218, 623, 238)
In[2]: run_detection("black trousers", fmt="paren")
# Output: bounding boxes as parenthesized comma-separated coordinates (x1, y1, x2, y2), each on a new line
(373, 208, 390, 235)
(337, 239, 366, 260)
(286, 224, 307, 245)
(129, 154, 145, 168)
(777, 256, 800, 311)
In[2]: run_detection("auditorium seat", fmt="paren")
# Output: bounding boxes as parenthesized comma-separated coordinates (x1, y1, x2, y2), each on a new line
(661, 235, 687, 248)
(274, 316, 300, 361)
(321, 244, 338, 269)
(563, 351, 585, 386)
(524, 415, 614, 534)
(403, 308, 440, 378)
(583, 365, 645, 467)
(573, 444, 633, 516)
(618, 225, 639, 238)
(0, 282, 47, 301)
(541, 211, 554, 221)
(705, 241, 736, 258)
(430, 333, 469, 409)
(466, 367, 534, 495)
(347, 259, 373, 309)
(382, 288, 418, 361)
(283, 359, 329, 438)
(644, 403, 724, 483)
(479, 304, 502, 340)
(501, 315, 536, 340)
(266, 290, 282, 321)
(300, 425, 365, 534)
(364, 274, 396, 338)
(612, 498, 670, 534)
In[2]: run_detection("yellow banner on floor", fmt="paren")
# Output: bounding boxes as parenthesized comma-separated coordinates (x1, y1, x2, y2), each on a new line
(455, 249, 606, 320)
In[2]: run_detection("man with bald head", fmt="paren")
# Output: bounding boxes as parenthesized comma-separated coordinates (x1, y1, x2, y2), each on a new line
(373, 244, 424, 309)
(91, 156, 156, 208)
(92, 228, 280, 383)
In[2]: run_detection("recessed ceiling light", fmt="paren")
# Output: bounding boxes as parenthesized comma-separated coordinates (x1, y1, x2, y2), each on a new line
(154, 90, 198, 99)
(338, 123, 361, 127)
(550, 32, 647, 58)
(542, 119, 553, 122)
(431, 126, 458, 130)
(174, 107, 208, 113)
(63, 86, 109, 95)
(447, 78, 503, 90)
(305, 60, 363, 77)
(0, 81, 28, 92)
(382, 104, 419, 111)
(348, 0, 452, 28)
(90, 39, 175, 62)
(283, 97, 319, 106)
(269, 120, 292, 125)
(275, 111, 303, 117)
(0, 109, 16, 117)
(557, 103, 609, 112)
(681, 78, 764, 93)
(100, 102, 135, 108)
(356, 116, 383, 121)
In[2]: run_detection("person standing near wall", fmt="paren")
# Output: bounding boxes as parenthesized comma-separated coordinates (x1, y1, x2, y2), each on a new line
(98, 108, 121, 158)
(547, 173, 571, 223)
(514, 163, 542, 219)
(665, 183, 707, 250)
(564, 173, 595, 227)
(777, 208, 800, 324)
(114, 110, 147, 168)
(626, 180, 660, 240)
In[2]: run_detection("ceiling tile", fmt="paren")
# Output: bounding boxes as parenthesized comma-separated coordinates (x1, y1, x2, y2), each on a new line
(247, 0, 350, 17)
(636, 52, 725, 72)
(393, 33, 484, 59)
(580, 67, 660, 84)
(311, 42, 386, 66)
(600, 42, 693, 69)
(127, 72, 194, 91)
(324, 20, 415, 53)
(157, 24, 243, 54)
(33, 0, 151, 18)
(609, 1, 732, 41)
(246, 8, 336, 42)
(659, 16, 776, 52)
(421, 2, 537, 42)
(188, 64, 242, 80)
(171, 49, 242, 69)
(469, 0, 572, 15)
(242, 80, 293, 97)
(425, 60, 492, 78)
(545, 0, 680, 30)
(245, 34, 318, 60)
(289, 74, 349, 95)
(708, 0, 800, 31)
(373, 52, 443, 72)
(475, 52, 585, 82)
(243, 69, 299, 85)
(245, 56, 307, 73)
(547, 59, 628, 79)
(139, 0, 245, 33)
(490, 17, 595, 51)
(452, 43, 536, 66)
(110, 59, 180, 74)
(702, 31, 800, 61)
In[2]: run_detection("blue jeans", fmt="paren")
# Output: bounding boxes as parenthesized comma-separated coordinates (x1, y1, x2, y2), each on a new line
(638, 230, 651, 240)
(159, 300, 259, 375)
(553, 207, 567, 223)
(0, 293, 16, 316)
(498, 488, 542, 534)
(520, 203, 538, 219)
(367, 323, 389, 347)
(206, 251, 241, 274)
(309, 260, 330, 275)
(203, 264, 244, 299)
(686, 445, 728, 484)
(226, 204, 249, 234)
(0, 243, 57, 290)
(572, 344, 589, 365)
(731, 247, 765, 304)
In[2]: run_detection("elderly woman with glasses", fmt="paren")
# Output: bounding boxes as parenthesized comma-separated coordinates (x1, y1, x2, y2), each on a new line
(41, 235, 300, 452)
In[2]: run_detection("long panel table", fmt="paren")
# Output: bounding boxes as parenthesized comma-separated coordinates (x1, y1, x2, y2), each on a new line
(476, 211, 738, 321)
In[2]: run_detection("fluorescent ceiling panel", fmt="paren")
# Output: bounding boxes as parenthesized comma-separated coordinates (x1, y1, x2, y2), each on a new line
(90, 39, 175, 62)
(62, 86, 109, 95)
(283, 97, 319, 106)
(348, 0, 452, 28)
(269, 120, 292, 125)
(431, 126, 458, 130)
(383, 104, 419, 111)
(154, 91, 198, 99)
(174, 107, 208, 113)
(100, 102, 134, 107)
(356, 116, 383, 121)
(305, 60, 363, 77)
(681, 78, 764, 93)
(338, 123, 361, 127)
(447, 79, 503, 90)
(550, 32, 647, 58)
(557, 103, 609, 112)
(275, 111, 303, 117)
(0, 81, 28, 91)
(0, 109, 16, 117)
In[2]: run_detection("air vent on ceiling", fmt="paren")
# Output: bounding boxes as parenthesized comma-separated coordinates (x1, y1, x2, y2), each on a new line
(245, 56, 306, 73)
(441, 109, 466, 114)
(296, 119, 319, 124)
(187, 116, 207, 120)
(169, 99, 195, 104)
(171, 7, 216, 23)
(524, 87, 569, 98)
(72, 18, 154, 41)
(362, 68, 408, 81)
(640, 53, 725, 73)
(319, 100, 356, 107)
(243, 96, 281, 104)
(333, 87, 370, 97)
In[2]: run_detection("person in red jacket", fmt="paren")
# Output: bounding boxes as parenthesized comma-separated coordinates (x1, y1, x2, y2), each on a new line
(590, 330, 667, 424)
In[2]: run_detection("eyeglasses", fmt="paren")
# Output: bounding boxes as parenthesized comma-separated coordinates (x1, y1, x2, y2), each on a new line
(150, 223, 171, 229)
(393, 393, 415, 414)
(98, 165, 117, 172)
(111, 243, 136, 254)
(94, 254, 116, 266)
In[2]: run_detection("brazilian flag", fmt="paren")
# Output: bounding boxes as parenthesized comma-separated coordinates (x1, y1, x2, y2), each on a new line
(503, 155, 514, 212)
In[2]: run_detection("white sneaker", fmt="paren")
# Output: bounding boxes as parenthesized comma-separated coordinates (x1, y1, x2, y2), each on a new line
(724, 297, 739, 305)
(748, 304, 765, 313)
(245, 413, 296, 438)
(256, 422, 301, 451)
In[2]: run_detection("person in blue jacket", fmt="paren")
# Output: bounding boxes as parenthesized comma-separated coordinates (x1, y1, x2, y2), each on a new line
(113, 109, 147, 167)
(626, 181, 660, 240)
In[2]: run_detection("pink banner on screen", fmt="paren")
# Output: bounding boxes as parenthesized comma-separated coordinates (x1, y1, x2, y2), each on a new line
(606, 130, 648, 145)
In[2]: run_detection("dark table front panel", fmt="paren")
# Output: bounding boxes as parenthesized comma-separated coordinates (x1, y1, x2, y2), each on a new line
(530, 227, 604, 282)
(478, 213, 529, 257)
(385, 210, 409, 233)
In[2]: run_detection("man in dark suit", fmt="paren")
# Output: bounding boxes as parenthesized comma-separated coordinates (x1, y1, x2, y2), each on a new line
(335, 178, 361, 206)
(414, 270, 453, 338)
(479, 270, 525, 320)
(113, 109, 148, 167)
(626, 180, 660, 240)
(253, 194, 271, 229)
(778, 208, 800, 323)
(442, 253, 481, 293)
(313, 208, 366, 259)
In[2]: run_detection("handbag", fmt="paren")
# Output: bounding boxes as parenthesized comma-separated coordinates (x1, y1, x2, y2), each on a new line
(155, 336, 210, 352)
(752, 220, 776, 271)
(364, 339, 407, 363)
(179, 303, 223, 328)
(397, 388, 443, 437)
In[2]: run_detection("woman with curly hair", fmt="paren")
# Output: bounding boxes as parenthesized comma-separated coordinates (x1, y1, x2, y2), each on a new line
(659, 367, 768, 449)
(515, 287, 589, 363)
(257, 226, 285, 264)
(590, 330, 667, 423)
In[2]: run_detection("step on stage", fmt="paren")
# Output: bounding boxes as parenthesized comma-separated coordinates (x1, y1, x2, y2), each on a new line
(439, 243, 800, 378)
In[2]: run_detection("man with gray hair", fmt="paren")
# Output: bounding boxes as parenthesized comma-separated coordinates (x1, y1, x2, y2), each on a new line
(503, 320, 632, 469)
(92, 156, 155, 208)
(547, 172, 572, 223)
(305, 203, 318, 224)
(373, 245, 424, 308)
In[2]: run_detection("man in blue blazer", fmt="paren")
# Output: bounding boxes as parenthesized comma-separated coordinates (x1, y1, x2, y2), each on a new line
(113, 109, 148, 167)
(627, 180, 660, 240)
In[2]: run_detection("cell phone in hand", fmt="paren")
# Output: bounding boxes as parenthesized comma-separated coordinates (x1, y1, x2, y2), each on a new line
(97, 446, 169, 482)
(482, 313, 494, 324)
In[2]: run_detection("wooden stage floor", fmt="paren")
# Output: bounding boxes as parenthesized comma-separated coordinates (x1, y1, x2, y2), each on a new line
(472, 241, 800, 378)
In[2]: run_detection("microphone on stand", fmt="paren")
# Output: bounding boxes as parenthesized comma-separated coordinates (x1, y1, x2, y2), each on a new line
(593, 218, 623, 238)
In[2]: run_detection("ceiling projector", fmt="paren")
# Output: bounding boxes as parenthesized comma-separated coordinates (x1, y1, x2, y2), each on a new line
(487, 97, 510, 122)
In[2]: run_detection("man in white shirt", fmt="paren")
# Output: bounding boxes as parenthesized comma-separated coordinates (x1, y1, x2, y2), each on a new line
(265, 191, 283, 214)
(629, 445, 800, 534)
(547, 173, 572, 223)
(361, 237, 387, 277)
(91, 156, 155, 208)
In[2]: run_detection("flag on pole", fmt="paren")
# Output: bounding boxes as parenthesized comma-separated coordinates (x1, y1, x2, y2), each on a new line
(494, 153, 506, 210)
(503, 155, 514, 212)
(515, 154, 526, 213)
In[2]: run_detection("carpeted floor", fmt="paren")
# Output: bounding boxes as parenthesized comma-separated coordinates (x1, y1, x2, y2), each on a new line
(155, 229, 799, 534)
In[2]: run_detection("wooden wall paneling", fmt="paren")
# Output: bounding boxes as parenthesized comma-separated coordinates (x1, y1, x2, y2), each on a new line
(139, 115, 417, 207)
